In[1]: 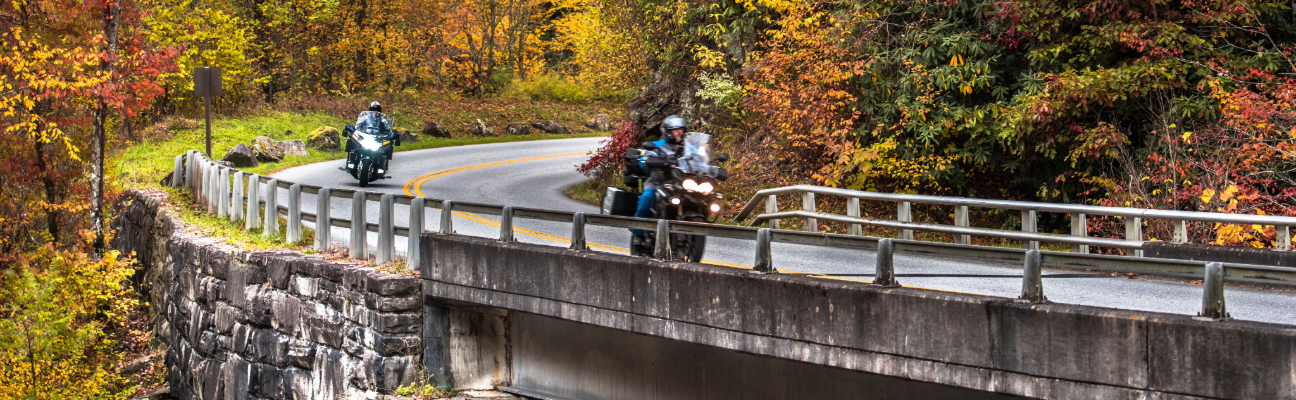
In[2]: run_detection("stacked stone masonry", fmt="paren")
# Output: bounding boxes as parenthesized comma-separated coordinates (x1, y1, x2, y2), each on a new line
(112, 191, 422, 400)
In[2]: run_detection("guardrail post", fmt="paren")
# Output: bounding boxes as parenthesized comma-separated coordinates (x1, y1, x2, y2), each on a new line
(754, 228, 773, 273)
(172, 155, 185, 187)
(499, 206, 514, 242)
(802, 192, 817, 232)
(263, 179, 279, 237)
(1019, 250, 1046, 303)
(1071, 213, 1088, 254)
(231, 171, 244, 222)
(874, 238, 898, 287)
(245, 175, 261, 230)
(185, 151, 196, 190)
(954, 205, 970, 245)
(315, 188, 332, 252)
(1126, 217, 1144, 257)
(218, 167, 230, 218)
(847, 198, 862, 236)
(377, 194, 394, 263)
(570, 212, 587, 251)
(287, 184, 302, 245)
(653, 219, 672, 260)
(439, 200, 454, 234)
(1173, 220, 1188, 244)
(1278, 226, 1290, 251)
(350, 191, 367, 259)
(765, 195, 779, 229)
(1196, 262, 1228, 321)
(205, 164, 217, 214)
(897, 202, 912, 240)
(1021, 209, 1038, 251)
(408, 197, 425, 270)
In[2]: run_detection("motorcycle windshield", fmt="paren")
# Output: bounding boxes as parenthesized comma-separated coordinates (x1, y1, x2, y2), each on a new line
(355, 111, 390, 135)
(677, 132, 713, 176)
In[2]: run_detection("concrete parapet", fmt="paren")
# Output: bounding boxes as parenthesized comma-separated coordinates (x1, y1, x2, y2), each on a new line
(421, 233, 1296, 400)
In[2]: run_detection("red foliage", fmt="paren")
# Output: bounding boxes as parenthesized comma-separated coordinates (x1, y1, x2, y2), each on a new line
(578, 119, 640, 179)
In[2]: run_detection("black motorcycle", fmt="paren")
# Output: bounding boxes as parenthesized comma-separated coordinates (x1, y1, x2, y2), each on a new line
(602, 132, 729, 262)
(342, 111, 398, 187)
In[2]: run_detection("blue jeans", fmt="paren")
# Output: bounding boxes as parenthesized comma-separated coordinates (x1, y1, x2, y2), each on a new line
(631, 188, 656, 236)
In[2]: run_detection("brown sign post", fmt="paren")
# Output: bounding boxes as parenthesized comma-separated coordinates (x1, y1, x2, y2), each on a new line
(193, 67, 223, 157)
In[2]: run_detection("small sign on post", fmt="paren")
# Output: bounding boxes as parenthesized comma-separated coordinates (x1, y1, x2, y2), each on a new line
(193, 67, 223, 157)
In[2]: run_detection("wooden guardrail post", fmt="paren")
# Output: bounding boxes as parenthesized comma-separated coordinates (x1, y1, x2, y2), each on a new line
(1196, 262, 1228, 321)
(245, 175, 260, 230)
(874, 238, 898, 287)
(408, 197, 425, 270)
(1071, 213, 1088, 254)
(287, 184, 302, 244)
(1019, 250, 1046, 303)
(377, 194, 394, 262)
(350, 191, 367, 259)
(263, 179, 279, 237)
(231, 171, 244, 222)
(315, 188, 331, 252)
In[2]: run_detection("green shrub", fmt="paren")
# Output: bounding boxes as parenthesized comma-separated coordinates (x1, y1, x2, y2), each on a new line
(505, 73, 632, 104)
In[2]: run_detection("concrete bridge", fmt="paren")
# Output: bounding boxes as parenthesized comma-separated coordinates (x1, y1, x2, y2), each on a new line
(115, 190, 1296, 400)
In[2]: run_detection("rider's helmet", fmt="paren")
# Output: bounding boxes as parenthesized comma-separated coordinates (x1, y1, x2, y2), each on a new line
(660, 115, 687, 144)
(368, 101, 382, 113)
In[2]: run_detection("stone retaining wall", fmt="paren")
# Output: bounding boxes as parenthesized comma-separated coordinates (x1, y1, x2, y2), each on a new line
(112, 190, 422, 400)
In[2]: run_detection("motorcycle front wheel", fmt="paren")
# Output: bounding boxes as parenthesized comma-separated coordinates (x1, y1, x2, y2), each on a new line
(673, 216, 707, 263)
(358, 158, 373, 187)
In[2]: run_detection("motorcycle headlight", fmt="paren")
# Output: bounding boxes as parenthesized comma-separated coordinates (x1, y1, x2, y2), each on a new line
(697, 182, 714, 194)
(359, 135, 381, 150)
(682, 179, 699, 191)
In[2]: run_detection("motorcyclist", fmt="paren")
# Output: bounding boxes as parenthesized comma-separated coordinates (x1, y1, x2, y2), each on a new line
(630, 115, 688, 245)
(344, 101, 399, 169)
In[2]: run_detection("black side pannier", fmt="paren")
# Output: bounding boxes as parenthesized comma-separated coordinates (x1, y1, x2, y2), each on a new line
(601, 187, 639, 216)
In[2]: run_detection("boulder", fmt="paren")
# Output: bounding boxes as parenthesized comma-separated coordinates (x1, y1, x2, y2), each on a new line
(584, 113, 613, 131)
(252, 136, 285, 163)
(421, 122, 449, 138)
(277, 140, 309, 157)
(421, 121, 450, 138)
(306, 127, 341, 152)
(468, 119, 493, 136)
(504, 123, 531, 136)
(395, 129, 418, 144)
(531, 120, 568, 134)
(222, 144, 260, 168)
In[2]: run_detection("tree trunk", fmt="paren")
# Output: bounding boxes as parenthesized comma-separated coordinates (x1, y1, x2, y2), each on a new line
(92, 0, 121, 253)
(32, 134, 58, 244)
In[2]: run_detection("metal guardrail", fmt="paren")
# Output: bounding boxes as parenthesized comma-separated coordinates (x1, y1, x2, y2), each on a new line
(175, 151, 1293, 321)
(735, 184, 1296, 256)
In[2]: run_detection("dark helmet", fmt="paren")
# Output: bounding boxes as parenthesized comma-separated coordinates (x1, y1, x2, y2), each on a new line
(368, 101, 382, 112)
(660, 115, 687, 143)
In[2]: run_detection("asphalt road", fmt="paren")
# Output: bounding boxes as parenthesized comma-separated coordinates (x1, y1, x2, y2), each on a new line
(271, 137, 1296, 325)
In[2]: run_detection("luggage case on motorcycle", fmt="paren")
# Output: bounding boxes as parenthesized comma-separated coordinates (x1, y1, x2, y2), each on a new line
(601, 187, 638, 216)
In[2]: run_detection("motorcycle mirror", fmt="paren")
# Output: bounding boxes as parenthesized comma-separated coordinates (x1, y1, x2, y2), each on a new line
(716, 153, 730, 163)
(642, 142, 658, 150)
(715, 168, 729, 182)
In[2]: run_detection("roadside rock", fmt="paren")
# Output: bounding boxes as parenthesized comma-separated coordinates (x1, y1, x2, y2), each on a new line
(306, 127, 341, 152)
(584, 114, 612, 131)
(222, 144, 260, 168)
(396, 129, 418, 144)
(504, 123, 531, 136)
(214, 160, 236, 168)
(252, 136, 285, 163)
(277, 140, 309, 157)
(531, 120, 568, 135)
(468, 119, 493, 136)
(421, 121, 450, 138)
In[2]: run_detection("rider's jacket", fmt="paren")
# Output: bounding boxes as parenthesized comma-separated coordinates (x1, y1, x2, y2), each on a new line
(641, 138, 680, 191)
(354, 111, 393, 138)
